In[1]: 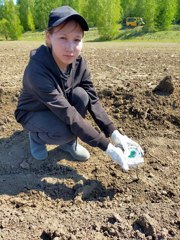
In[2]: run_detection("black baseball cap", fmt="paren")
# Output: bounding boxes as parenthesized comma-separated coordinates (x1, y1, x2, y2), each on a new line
(48, 6, 89, 31)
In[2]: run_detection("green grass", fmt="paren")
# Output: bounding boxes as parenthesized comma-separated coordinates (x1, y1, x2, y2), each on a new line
(20, 31, 45, 41)
(19, 28, 99, 42)
(18, 25, 180, 43)
(116, 26, 180, 42)
(84, 28, 99, 42)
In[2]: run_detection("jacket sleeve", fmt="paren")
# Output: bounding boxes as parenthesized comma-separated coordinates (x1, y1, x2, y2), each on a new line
(25, 64, 110, 151)
(77, 58, 116, 138)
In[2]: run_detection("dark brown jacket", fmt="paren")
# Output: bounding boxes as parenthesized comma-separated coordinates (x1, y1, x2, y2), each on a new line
(15, 45, 115, 151)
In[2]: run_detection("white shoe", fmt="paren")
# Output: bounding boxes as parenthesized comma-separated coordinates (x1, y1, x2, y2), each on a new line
(59, 140, 90, 161)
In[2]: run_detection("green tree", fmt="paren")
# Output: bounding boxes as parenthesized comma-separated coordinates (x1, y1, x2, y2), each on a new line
(96, 0, 121, 40)
(61, 0, 79, 10)
(49, 0, 62, 10)
(143, 0, 158, 32)
(0, 1, 3, 19)
(121, 0, 137, 19)
(156, 0, 177, 30)
(33, 0, 51, 30)
(3, 0, 23, 39)
(17, 0, 28, 31)
(79, 0, 98, 27)
(133, 0, 146, 18)
(175, 0, 180, 23)
(33, 0, 61, 30)
(17, 0, 35, 31)
(27, 5, 35, 31)
(0, 18, 9, 39)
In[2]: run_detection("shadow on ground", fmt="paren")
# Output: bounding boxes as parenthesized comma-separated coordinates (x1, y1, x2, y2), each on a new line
(0, 131, 116, 201)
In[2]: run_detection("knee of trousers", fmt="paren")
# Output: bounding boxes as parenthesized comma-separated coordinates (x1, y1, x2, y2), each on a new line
(31, 131, 75, 145)
(72, 87, 89, 108)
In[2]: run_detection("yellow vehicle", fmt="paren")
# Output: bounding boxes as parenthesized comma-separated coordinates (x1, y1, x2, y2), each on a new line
(126, 17, 145, 27)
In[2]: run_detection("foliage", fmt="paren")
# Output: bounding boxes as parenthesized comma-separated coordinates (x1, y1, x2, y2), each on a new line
(1, 0, 23, 40)
(121, 0, 137, 18)
(0, 0, 180, 40)
(61, 0, 79, 10)
(33, 0, 50, 30)
(121, 0, 178, 32)
(156, 0, 177, 30)
(79, 0, 98, 28)
(17, 0, 35, 31)
(143, 0, 158, 32)
(0, 18, 9, 39)
(96, 0, 121, 40)
(27, 6, 35, 31)
(176, 0, 180, 23)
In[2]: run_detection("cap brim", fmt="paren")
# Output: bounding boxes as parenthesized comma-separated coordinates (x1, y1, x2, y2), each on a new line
(50, 14, 89, 31)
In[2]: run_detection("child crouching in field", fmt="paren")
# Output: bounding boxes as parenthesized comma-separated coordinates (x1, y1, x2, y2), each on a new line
(15, 5, 143, 171)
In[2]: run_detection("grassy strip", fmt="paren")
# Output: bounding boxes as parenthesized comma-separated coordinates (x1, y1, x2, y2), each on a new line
(116, 26, 180, 42)
(19, 31, 45, 41)
(16, 26, 180, 43)
(19, 28, 99, 42)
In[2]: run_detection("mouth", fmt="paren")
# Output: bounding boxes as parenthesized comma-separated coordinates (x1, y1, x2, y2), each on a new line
(64, 54, 74, 58)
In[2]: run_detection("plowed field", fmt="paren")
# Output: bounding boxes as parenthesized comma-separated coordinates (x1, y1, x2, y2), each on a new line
(0, 41, 179, 240)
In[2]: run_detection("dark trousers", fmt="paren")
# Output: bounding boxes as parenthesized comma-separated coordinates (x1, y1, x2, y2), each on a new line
(23, 87, 89, 145)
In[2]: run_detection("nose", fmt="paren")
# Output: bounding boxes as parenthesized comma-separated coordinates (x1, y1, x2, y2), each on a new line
(66, 41, 75, 51)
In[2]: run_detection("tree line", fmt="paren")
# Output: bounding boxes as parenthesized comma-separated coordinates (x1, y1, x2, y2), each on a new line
(0, 0, 179, 40)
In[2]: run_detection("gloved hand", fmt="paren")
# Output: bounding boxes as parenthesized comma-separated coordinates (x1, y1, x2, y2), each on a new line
(111, 130, 128, 151)
(105, 143, 129, 171)
(111, 130, 144, 155)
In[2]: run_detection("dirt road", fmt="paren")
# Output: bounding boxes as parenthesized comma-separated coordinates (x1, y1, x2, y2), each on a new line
(0, 41, 179, 240)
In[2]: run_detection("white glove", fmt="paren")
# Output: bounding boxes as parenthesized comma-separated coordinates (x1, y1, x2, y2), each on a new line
(111, 130, 128, 151)
(111, 130, 144, 155)
(105, 143, 129, 171)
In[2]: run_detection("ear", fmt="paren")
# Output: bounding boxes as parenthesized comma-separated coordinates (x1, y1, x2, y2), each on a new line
(45, 31, 51, 47)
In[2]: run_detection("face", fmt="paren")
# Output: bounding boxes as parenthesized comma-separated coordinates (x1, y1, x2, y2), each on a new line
(46, 20, 83, 71)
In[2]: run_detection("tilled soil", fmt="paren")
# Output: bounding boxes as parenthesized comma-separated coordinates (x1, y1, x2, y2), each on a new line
(0, 41, 179, 240)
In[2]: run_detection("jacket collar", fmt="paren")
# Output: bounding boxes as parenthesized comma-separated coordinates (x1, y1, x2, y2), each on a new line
(30, 45, 76, 78)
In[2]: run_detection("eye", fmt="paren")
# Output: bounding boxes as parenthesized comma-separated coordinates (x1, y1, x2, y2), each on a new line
(59, 36, 66, 40)
(74, 39, 81, 42)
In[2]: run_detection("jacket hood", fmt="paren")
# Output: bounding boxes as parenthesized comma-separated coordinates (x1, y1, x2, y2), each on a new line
(30, 45, 60, 77)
